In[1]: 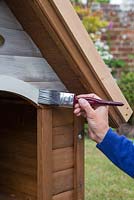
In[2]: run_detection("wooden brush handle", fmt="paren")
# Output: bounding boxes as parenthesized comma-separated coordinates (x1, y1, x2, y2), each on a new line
(74, 96, 124, 106)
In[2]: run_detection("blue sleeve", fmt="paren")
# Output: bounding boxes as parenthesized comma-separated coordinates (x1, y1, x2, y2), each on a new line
(96, 128, 134, 178)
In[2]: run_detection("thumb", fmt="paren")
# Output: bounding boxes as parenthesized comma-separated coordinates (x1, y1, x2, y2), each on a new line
(78, 98, 94, 118)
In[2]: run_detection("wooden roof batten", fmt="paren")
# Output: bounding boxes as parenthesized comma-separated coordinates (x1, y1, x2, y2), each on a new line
(6, 0, 133, 127)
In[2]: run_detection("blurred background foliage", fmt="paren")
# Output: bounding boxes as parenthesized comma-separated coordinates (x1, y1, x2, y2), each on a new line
(83, 15, 108, 33)
(118, 72, 134, 110)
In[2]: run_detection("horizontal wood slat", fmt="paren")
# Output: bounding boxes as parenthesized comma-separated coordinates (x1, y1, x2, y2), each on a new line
(53, 168, 74, 195)
(0, 54, 66, 90)
(0, 189, 74, 200)
(0, 136, 36, 158)
(0, 168, 74, 199)
(0, 55, 65, 83)
(53, 125, 74, 149)
(0, 192, 36, 200)
(0, 157, 36, 176)
(0, 0, 22, 30)
(52, 190, 74, 200)
(0, 27, 41, 57)
(53, 108, 73, 127)
(53, 147, 74, 172)
(29, 81, 66, 90)
(0, 169, 36, 195)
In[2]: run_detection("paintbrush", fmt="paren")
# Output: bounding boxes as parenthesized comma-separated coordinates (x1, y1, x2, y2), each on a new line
(38, 90, 124, 108)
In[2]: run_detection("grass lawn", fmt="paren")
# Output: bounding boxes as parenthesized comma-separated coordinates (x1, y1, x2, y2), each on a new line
(85, 139, 134, 200)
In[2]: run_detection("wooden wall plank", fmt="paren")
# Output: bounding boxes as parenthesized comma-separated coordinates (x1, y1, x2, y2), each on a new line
(53, 125, 74, 149)
(0, 170, 36, 195)
(53, 108, 73, 127)
(53, 168, 74, 195)
(52, 190, 74, 200)
(74, 116, 84, 200)
(0, 27, 41, 57)
(0, 192, 36, 200)
(0, 0, 22, 30)
(0, 55, 66, 90)
(37, 107, 53, 200)
(0, 159, 36, 177)
(29, 82, 66, 90)
(0, 55, 64, 82)
(53, 147, 74, 172)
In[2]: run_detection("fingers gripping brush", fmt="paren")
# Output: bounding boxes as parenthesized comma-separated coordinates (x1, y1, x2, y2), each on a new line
(38, 90, 124, 107)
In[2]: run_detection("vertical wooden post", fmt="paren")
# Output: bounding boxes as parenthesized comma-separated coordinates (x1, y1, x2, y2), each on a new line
(37, 106, 53, 200)
(74, 116, 85, 200)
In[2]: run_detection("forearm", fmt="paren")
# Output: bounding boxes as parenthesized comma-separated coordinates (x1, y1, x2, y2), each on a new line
(96, 128, 134, 178)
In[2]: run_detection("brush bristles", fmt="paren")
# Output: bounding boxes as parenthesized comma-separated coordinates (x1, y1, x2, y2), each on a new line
(38, 90, 61, 105)
(38, 90, 75, 107)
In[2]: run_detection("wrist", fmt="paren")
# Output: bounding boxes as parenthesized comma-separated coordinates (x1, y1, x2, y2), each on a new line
(96, 126, 110, 144)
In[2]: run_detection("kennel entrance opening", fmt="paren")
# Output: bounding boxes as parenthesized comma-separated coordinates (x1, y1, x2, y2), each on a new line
(0, 91, 37, 200)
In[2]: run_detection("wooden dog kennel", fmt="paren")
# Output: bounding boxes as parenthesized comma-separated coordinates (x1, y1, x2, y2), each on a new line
(0, 0, 132, 200)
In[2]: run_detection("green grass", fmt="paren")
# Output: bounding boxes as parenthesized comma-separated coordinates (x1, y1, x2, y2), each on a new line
(85, 139, 134, 200)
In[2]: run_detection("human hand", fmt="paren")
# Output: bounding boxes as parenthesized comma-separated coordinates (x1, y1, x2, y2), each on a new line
(74, 94, 110, 143)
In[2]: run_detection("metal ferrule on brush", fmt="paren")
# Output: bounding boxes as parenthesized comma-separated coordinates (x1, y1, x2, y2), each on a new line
(38, 90, 75, 108)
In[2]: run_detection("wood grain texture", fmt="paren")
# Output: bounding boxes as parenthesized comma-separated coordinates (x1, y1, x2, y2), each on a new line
(0, 55, 66, 90)
(0, 0, 22, 30)
(74, 116, 85, 200)
(0, 170, 36, 194)
(6, 0, 86, 94)
(37, 107, 53, 200)
(53, 125, 74, 149)
(0, 95, 75, 200)
(6, 0, 132, 126)
(53, 108, 73, 127)
(53, 168, 74, 195)
(0, 27, 41, 57)
(0, 0, 66, 91)
(30, 81, 66, 90)
(0, 189, 74, 200)
(0, 55, 65, 82)
(0, 192, 36, 200)
(0, 102, 37, 198)
(53, 190, 74, 200)
(53, 147, 74, 172)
